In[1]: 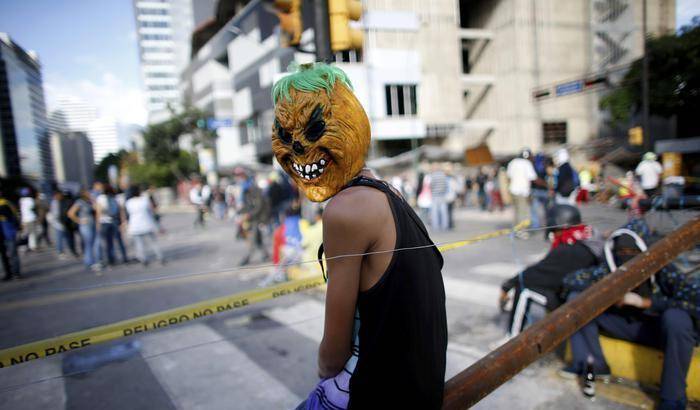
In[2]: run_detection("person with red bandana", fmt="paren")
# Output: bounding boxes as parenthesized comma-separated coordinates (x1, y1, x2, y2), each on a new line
(491, 205, 604, 348)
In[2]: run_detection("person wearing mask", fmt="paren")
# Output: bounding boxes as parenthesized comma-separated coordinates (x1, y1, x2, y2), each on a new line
(493, 205, 603, 348)
(562, 220, 698, 409)
(67, 189, 100, 271)
(507, 149, 537, 238)
(635, 152, 663, 198)
(553, 148, 579, 205)
(95, 184, 121, 266)
(125, 186, 164, 266)
(0, 189, 21, 280)
(272, 63, 446, 409)
(19, 188, 38, 251)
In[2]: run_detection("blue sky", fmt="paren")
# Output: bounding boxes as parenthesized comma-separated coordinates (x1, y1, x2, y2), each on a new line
(0, 0, 698, 127)
(0, 0, 145, 125)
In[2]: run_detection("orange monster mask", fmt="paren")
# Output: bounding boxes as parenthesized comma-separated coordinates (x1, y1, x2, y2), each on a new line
(271, 63, 370, 202)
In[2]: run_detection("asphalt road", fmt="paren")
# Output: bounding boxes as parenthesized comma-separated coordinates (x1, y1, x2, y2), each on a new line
(0, 202, 697, 409)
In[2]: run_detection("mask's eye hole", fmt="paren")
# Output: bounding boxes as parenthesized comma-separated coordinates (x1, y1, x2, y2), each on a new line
(304, 105, 326, 143)
(275, 120, 292, 144)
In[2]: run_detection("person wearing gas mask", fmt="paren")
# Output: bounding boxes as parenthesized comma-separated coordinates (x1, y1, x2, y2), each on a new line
(562, 219, 698, 410)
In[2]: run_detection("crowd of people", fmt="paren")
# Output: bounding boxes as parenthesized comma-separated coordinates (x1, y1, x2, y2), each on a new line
(0, 181, 165, 280)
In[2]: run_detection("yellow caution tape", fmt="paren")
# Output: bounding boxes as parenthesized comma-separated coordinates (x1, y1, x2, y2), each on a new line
(0, 276, 325, 368)
(0, 220, 529, 369)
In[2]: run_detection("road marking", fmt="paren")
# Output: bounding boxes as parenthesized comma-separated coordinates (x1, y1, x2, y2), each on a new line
(0, 354, 65, 409)
(144, 324, 302, 410)
(443, 276, 500, 307)
(468, 262, 522, 279)
(264, 300, 325, 343)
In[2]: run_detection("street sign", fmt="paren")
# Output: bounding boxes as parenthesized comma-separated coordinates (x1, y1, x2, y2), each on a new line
(555, 80, 584, 97)
(206, 118, 233, 129)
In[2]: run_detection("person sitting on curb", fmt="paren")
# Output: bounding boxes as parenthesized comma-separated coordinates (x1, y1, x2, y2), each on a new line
(491, 205, 604, 349)
(561, 219, 699, 410)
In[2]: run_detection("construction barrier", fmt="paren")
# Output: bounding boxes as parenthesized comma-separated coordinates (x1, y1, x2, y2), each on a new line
(0, 220, 530, 369)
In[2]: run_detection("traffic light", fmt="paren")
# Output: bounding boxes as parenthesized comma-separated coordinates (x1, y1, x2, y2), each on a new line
(274, 0, 302, 47)
(628, 126, 643, 146)
(328, 0, 363, 52)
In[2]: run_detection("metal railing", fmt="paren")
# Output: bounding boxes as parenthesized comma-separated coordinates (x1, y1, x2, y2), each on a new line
(443, 215, 700, 409)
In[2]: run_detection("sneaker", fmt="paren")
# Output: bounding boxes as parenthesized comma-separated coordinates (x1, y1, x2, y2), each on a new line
(558, 364, 611, 382)
(90, 263, 103, 272)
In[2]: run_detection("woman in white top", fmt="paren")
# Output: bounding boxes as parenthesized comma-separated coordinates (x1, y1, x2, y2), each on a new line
(125, 186, 164, 266)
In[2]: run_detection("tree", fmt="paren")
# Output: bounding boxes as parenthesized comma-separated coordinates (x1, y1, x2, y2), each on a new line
(600, 18, 700, 138)
(94, 150, 129, 183)
(125, 105, 215, 187)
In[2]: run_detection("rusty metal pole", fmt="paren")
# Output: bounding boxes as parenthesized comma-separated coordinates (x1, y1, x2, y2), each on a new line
(443, 215, 700, 409)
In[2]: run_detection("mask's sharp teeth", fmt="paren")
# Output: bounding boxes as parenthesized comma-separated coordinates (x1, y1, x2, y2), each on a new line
(320, 159, 326, 166)
(305, 164, 311, 173)
(318, 167, 324, 174)
(311, 164, 318, 172)
(305, 175, 310, 180)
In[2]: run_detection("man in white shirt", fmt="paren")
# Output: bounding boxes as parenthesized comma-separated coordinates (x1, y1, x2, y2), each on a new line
(19, 188, 38, 250)
(507, 149, 537, 237)
(635, 152, 663, 197)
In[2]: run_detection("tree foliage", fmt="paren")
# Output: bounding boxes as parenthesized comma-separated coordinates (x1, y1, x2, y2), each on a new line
(600, 18, 700, 137)
(126, 105, 216, 187)
(94, 150, 129, 183)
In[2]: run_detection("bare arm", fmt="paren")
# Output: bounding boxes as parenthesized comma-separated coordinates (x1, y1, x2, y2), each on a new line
(67, 203, 80, 224)
(318, 192, 373, 378)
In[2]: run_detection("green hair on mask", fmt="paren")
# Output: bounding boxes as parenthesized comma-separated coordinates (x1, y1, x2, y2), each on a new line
(272, 62, 353, 104)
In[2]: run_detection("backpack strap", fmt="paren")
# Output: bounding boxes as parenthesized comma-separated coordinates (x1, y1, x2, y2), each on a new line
(318, 243, 327, 282)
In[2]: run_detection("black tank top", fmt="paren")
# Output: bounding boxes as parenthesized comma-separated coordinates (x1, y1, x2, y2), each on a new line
(340, 176, 447, 409)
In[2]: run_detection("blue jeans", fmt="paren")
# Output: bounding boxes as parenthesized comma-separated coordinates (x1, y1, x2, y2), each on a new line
(114, 228, 128, 263)
(1, 237, 20, 278)
(54, 228, 77, 256)
(530, 189, 549, 229)
(430, 197, 449, 231)
(98, 222, 118, 265)
(568, 294, 697, 403)
(79, 224, 97, 267)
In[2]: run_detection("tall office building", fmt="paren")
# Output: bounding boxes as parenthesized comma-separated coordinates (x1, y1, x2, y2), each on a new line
(454, 0, 676, 155)
(133, 0, 217, 123)
(50, 131, 94, 189)
(49, 96, 120, 163)
(0, 33, 53, 184)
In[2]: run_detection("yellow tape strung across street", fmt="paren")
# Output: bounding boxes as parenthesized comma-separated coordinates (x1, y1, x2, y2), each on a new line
(0, 220, 530, 369)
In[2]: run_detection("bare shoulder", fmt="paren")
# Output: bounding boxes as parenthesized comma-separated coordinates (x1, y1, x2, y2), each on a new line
(323, 185, 390, 229)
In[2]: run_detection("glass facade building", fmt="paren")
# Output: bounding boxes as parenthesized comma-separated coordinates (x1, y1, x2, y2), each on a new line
(0, 33, 53, 183)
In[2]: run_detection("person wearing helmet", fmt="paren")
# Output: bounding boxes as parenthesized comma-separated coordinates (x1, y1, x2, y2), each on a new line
(635, 151, 663, 198)
(553, 148, 580, 205)
(561, 220, 697, 409)
(506, 149, 537, 238)
(492, 205, 603, 348)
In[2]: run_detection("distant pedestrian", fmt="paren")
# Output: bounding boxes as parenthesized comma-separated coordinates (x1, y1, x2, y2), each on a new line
(507, 149, 537, 237)
(68, 189, 100, 271)
(36, 193, 51, 247)
(428, 163, 449, 231)
(635, 152, 663, 198)
(189, 178, 208, 228)
(530, 153, 550, 229)
(49, 191, 78, 258)
(0, 189, 21, 280)
(237, 171, 270, 266)
(553, 149, 579, 205)
(125, 186, 164, 266)
(95, 184, 122, 266)
(416, 172, 432, 223)
(19, 188, 38, 251)
(476, 169, 488, 210)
